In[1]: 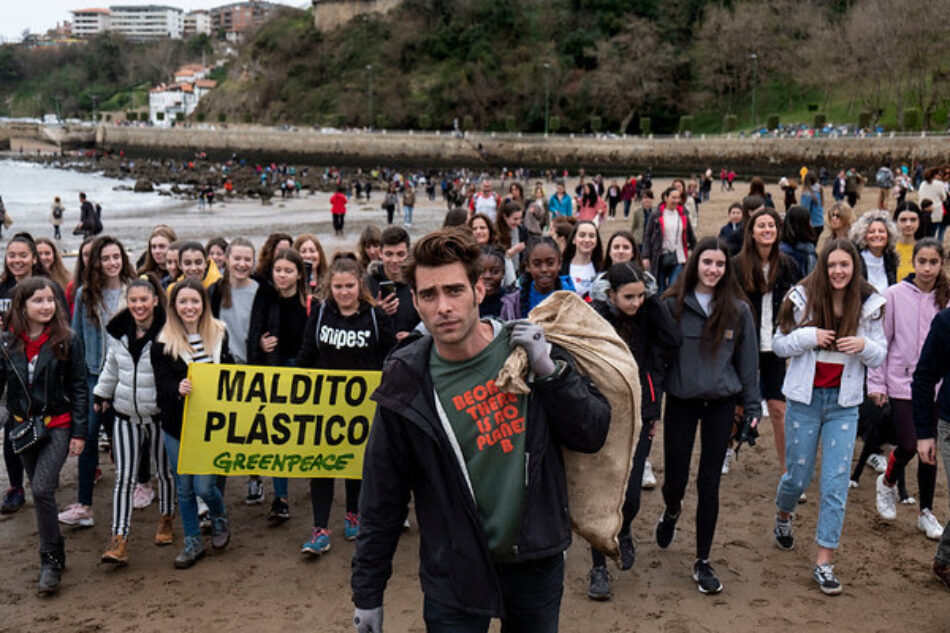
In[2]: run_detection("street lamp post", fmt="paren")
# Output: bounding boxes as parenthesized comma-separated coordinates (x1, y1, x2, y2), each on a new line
(544, 62, 550, 137)
(366, 64, 373, 128)
(750, 53, 758, 131)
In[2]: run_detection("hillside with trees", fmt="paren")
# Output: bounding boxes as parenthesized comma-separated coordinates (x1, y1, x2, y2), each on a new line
(4, 0, 949, 134)
(0, 33, 216, 119)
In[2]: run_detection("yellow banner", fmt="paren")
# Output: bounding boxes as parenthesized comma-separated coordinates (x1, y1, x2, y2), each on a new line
(178, 364, 381, 479)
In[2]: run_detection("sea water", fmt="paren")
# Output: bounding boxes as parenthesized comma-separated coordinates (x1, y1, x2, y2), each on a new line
(0, 159, 188, 254)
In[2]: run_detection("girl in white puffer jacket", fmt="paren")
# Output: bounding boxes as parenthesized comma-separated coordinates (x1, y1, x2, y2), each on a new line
(94, 274, 174, 565)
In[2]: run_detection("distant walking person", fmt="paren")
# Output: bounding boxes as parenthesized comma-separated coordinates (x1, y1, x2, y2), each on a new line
(0, 195, 7, 239)
(77, 193, 101, 238)
(50, 197, 65, 240)
(331, 186, 348, 237)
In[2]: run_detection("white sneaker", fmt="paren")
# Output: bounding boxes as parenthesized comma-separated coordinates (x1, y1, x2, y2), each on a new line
(721, 449, 735, 475)
(902, 496, 917, 506)
(848, 480, 859, 489)
(867, 453, 888, 474)
(875, 474, 898, 520)
(132, 483, 155, 510)
(918, 509, 944, 540)
(641, 460, 657, 490)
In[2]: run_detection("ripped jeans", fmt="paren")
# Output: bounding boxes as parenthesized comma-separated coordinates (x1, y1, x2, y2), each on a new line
(776, 388, 858, 549)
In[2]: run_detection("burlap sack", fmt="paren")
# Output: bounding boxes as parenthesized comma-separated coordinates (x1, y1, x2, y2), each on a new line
(496, 291, 640, 564)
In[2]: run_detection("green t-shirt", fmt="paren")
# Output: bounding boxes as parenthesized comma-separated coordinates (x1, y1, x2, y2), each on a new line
(430, 324, 528, 561)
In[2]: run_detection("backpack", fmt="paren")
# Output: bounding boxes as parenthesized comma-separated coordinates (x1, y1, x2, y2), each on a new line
(875, 167, 894, 189)
(92, 204, 103, 235)
(52, 206, 63, 220)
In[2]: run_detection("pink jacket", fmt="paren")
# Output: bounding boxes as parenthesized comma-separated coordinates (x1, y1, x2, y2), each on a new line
(576, 197, 607, 223)
(867, 278, 947, 399)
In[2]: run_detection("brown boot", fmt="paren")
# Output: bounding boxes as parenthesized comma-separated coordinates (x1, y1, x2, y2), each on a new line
(155, 514, 174, 546)
(101, 535, 129, 565)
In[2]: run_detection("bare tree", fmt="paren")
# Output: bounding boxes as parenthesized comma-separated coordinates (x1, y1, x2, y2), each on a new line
(587, 18, 676, 132)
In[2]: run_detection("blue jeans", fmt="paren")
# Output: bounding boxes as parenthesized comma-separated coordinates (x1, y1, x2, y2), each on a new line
(776, 388, 858, 549)
(163, 433, 225, 538)
(404, 205, 414, 224)
(934, 223, 948, 242)
(657, 264, 683, 296)
(78, 372, 114, 506)
(423, 554, 564, 633)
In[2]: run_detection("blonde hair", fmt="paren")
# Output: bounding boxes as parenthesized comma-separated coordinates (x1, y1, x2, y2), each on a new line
(158, 277, 226, 361)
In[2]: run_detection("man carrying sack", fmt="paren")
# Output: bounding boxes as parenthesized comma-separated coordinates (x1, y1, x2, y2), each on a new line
(351, 228, 610, 633)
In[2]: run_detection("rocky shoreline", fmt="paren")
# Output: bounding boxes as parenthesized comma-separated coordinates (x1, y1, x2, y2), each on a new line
(5, 152, 347, 203)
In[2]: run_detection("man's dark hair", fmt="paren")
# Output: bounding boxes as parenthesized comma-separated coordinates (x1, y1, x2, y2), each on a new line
(380, 226, 410, 249)
(741, 195, 765, 214)
(79, 192, 87, 200)
(404, 228, 482, 292)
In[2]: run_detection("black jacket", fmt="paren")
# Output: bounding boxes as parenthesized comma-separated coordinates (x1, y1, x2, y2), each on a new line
(731, 253, 802, 342)
(641, 205, 697, 272)
(591, 296, 682, 421)
(151, 332, 232, 439)
(718, 222, 744, 256)
(364, 267, 420, 335)
(351, 335, 611, 616)
(246, 283, 309, 366)
(0, 332, 88, 439)
(296, 299, 395, 370)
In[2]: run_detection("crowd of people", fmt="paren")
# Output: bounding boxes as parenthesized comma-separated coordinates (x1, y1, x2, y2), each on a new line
(1, 162, 950, 633)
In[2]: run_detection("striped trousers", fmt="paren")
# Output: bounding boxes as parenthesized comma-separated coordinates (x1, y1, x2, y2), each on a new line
(111, 416, 174, 536)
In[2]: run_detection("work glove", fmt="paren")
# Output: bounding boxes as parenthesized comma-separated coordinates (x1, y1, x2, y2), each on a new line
(354, 607, 383, 633)
(506, 320, 556, 377)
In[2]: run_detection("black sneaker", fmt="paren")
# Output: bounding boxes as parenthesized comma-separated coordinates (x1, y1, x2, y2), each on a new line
(774, 517, 794, 551)
(1, 486, 25, 514)
(692, 560, 723, 594)
(813, 564, 843, 595)
(619, 531, 636, 570)
(587, 566, 611, 601)
(245, 477, 265, 505)
(268, 499, 290, 524)
(655, 508, 679, 549)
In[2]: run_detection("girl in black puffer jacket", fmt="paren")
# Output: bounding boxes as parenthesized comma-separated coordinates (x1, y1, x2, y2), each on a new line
(296, 257, 395, 556)
(586, 263, 682, 600)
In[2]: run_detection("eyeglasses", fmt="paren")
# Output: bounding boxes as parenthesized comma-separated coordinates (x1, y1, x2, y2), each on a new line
(830, 213, 842, 219)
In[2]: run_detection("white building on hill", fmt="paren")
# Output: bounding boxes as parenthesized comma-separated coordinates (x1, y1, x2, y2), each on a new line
(70, 5, 183, 40)
(149, 75, 217, 126)
(184, 10, 212, 37)
(70, 8, 111, 37)
(108, 5, 183, 40)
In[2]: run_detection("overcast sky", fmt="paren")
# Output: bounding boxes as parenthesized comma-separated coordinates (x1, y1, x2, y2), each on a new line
(2, 1, 309, 42)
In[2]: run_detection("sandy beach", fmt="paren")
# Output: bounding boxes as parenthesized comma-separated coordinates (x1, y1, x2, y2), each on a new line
(1, 174, 948, 632)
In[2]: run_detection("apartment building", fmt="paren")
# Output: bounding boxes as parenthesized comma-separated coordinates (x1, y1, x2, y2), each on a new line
(108, 5, 183, 40)
(183, 10, 212, 37)
(70, 8, 110, 37)
(209, 1, 277, 36)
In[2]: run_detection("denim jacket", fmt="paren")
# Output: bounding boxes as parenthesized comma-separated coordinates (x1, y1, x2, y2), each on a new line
(72, 285, 123, 376)
(772, 285, 887, 408)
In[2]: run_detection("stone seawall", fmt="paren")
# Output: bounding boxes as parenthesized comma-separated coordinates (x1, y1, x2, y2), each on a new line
(4, 122, 948, 174)
(97, 125, 950, 174)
